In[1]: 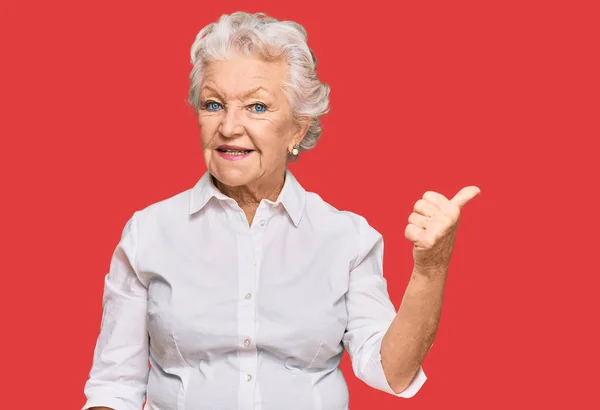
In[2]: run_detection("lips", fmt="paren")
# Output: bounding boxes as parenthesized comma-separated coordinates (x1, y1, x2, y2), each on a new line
(215, 145, 254, 161)
(216, 145, 254, 154)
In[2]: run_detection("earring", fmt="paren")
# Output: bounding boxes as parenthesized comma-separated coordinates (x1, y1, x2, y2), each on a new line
(291, 145, 299, 156)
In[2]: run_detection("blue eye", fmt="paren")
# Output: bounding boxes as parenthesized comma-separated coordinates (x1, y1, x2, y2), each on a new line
(205, 101, 222, 111)
(252, 103, 267, 113)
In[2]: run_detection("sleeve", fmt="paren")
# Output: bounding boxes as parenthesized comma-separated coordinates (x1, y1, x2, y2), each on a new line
(82, 212, 150, 410)
(342, 216, 427, 399)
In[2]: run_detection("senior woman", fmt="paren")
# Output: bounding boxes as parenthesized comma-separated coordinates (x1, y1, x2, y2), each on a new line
(82, 11, 479, 410)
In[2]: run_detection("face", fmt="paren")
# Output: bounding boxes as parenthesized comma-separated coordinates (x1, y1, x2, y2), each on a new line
(197, 54, 308, 189)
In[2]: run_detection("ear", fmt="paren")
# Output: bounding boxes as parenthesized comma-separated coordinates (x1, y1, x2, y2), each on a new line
(292, 116, 311, 147)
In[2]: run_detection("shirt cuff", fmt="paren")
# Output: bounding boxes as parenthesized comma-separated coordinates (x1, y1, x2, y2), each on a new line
(82, 392, 143, 410)
(370, 353, 428, 398)
(82, 395, 125, 410)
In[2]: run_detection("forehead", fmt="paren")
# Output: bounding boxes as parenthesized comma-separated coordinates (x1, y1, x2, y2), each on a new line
(201, 55, 287, 98)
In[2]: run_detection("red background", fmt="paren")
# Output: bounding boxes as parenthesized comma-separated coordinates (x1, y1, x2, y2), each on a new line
(1, 0, 598, 408)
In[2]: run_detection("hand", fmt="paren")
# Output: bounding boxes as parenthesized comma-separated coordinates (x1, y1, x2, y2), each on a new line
(405, 186, 480, 273)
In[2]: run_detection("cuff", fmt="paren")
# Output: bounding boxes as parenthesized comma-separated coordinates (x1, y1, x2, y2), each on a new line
(370, 353, 427, 398)
(82, 396, 125, 410)
(82, 389, 141, 410)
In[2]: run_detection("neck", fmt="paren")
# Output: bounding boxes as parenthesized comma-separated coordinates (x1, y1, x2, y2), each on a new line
(214, 169, 286, 208)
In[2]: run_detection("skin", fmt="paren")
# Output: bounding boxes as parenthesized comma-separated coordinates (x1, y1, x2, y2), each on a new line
(381, 186, 481, 393)
(197, 53, 310, 225)
(89, 54, 481, 407)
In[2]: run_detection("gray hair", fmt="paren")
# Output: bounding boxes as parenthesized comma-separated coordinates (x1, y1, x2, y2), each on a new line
(187, 12, 330, 154)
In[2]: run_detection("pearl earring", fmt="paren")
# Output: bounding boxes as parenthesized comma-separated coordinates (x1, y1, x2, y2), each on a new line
(291, 145, 299, 156)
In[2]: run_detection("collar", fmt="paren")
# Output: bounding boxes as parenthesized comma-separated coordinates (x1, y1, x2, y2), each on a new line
(189, 168, 306, 227)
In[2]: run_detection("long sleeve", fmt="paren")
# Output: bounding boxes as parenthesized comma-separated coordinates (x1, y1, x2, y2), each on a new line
(342, 216, 427, 399)
(82, 212, 150, 410)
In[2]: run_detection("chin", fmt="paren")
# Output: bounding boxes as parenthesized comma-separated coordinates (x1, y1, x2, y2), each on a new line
(210, 166, 256, 187)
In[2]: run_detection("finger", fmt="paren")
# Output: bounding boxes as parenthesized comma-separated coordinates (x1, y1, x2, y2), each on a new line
(450, 186, 481, 209)
(408, 212, 430, 229)
(414, 199, 437, 217)
(422, 190, 458, 217)
(422, 191, 448, 209)
(405, 223, 425, 244)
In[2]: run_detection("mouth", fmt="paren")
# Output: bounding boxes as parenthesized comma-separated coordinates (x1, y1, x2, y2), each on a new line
(216, 145, 254, 161)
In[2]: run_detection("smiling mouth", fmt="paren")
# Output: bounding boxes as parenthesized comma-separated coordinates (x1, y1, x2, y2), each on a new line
(216, 148, 253, 156)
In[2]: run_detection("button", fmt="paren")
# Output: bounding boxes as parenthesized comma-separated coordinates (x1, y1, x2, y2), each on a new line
(244, 338, 251, 347)
(244, 293, 252, 300)
(259, 219, 266, 226)
(246, 374, 253, 382)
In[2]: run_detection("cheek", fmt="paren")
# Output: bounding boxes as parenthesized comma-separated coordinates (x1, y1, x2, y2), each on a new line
(199, 130, 211, 148)
(253, 136, 288, 162)
(198, 116, 220, 147)
(251, 118, 295, 153)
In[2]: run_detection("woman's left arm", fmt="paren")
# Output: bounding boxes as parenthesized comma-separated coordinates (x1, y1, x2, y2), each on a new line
(381, 186, 480, 393)
(380, 265, 446, 393)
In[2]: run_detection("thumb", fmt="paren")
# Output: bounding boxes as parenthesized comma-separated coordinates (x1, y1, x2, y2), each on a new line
(450, 186, 481, 209)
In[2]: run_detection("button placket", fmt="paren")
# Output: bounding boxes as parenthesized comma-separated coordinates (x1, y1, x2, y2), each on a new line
(236, 232, 257, 408)
(252, 204, 268, 231)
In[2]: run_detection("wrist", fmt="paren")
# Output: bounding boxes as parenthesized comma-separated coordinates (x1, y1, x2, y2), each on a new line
(412, 263, 448, 279)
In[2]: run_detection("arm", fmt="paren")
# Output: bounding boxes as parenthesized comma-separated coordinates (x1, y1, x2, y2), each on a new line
(380, 265, 445, 393)
(380, 186, 480, 393)
(82, 212, 150, 410)
(342, 216, 427, 399)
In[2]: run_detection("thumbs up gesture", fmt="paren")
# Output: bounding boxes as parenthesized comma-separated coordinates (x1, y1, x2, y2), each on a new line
(405, 186, 481, 273)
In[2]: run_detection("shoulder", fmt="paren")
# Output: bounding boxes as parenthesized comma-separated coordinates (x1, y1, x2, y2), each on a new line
(304, 189, 380, 230)
(304, 191, 368, 228)
(125, 185, 194, 236)
(303, 190, 383, 258)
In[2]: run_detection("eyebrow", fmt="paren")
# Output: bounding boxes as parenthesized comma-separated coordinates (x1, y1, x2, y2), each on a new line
(200, 85, 223, 98)
(240, 86, 266, 98)
(200, 85, 267, 100)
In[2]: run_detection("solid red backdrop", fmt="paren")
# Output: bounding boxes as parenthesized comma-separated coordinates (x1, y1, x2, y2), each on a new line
(1, 0, 598, 409)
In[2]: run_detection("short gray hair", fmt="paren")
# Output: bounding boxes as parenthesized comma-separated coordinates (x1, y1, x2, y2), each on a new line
(187, 12, 330, 154)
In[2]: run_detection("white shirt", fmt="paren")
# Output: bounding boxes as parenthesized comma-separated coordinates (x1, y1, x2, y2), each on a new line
(82, 169, 427, 410)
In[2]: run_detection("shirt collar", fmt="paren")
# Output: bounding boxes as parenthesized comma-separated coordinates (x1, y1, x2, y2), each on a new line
(189, 168, 306, 227)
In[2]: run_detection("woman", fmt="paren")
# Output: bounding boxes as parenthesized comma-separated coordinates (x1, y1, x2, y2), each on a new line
(82, 11, 480, 410)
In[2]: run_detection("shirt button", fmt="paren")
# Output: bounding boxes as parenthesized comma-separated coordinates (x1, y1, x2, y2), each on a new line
(259, 219, 266, 226)
(244, 338, 251, 347)
(246, 374, 253, 382)
(245, 293, 252, 300)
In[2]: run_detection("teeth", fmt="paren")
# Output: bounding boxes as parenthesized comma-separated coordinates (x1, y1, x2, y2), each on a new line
(223, 150, 250, 155)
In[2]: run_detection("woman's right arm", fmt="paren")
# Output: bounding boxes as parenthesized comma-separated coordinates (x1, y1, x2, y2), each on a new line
(82, 212, 150, 410)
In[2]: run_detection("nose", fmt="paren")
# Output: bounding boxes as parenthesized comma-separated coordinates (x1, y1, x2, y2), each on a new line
(218, 107, 245, 138)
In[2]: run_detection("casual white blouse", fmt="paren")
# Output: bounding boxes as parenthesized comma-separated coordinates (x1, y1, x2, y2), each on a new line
(82, 169, 427, 410)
